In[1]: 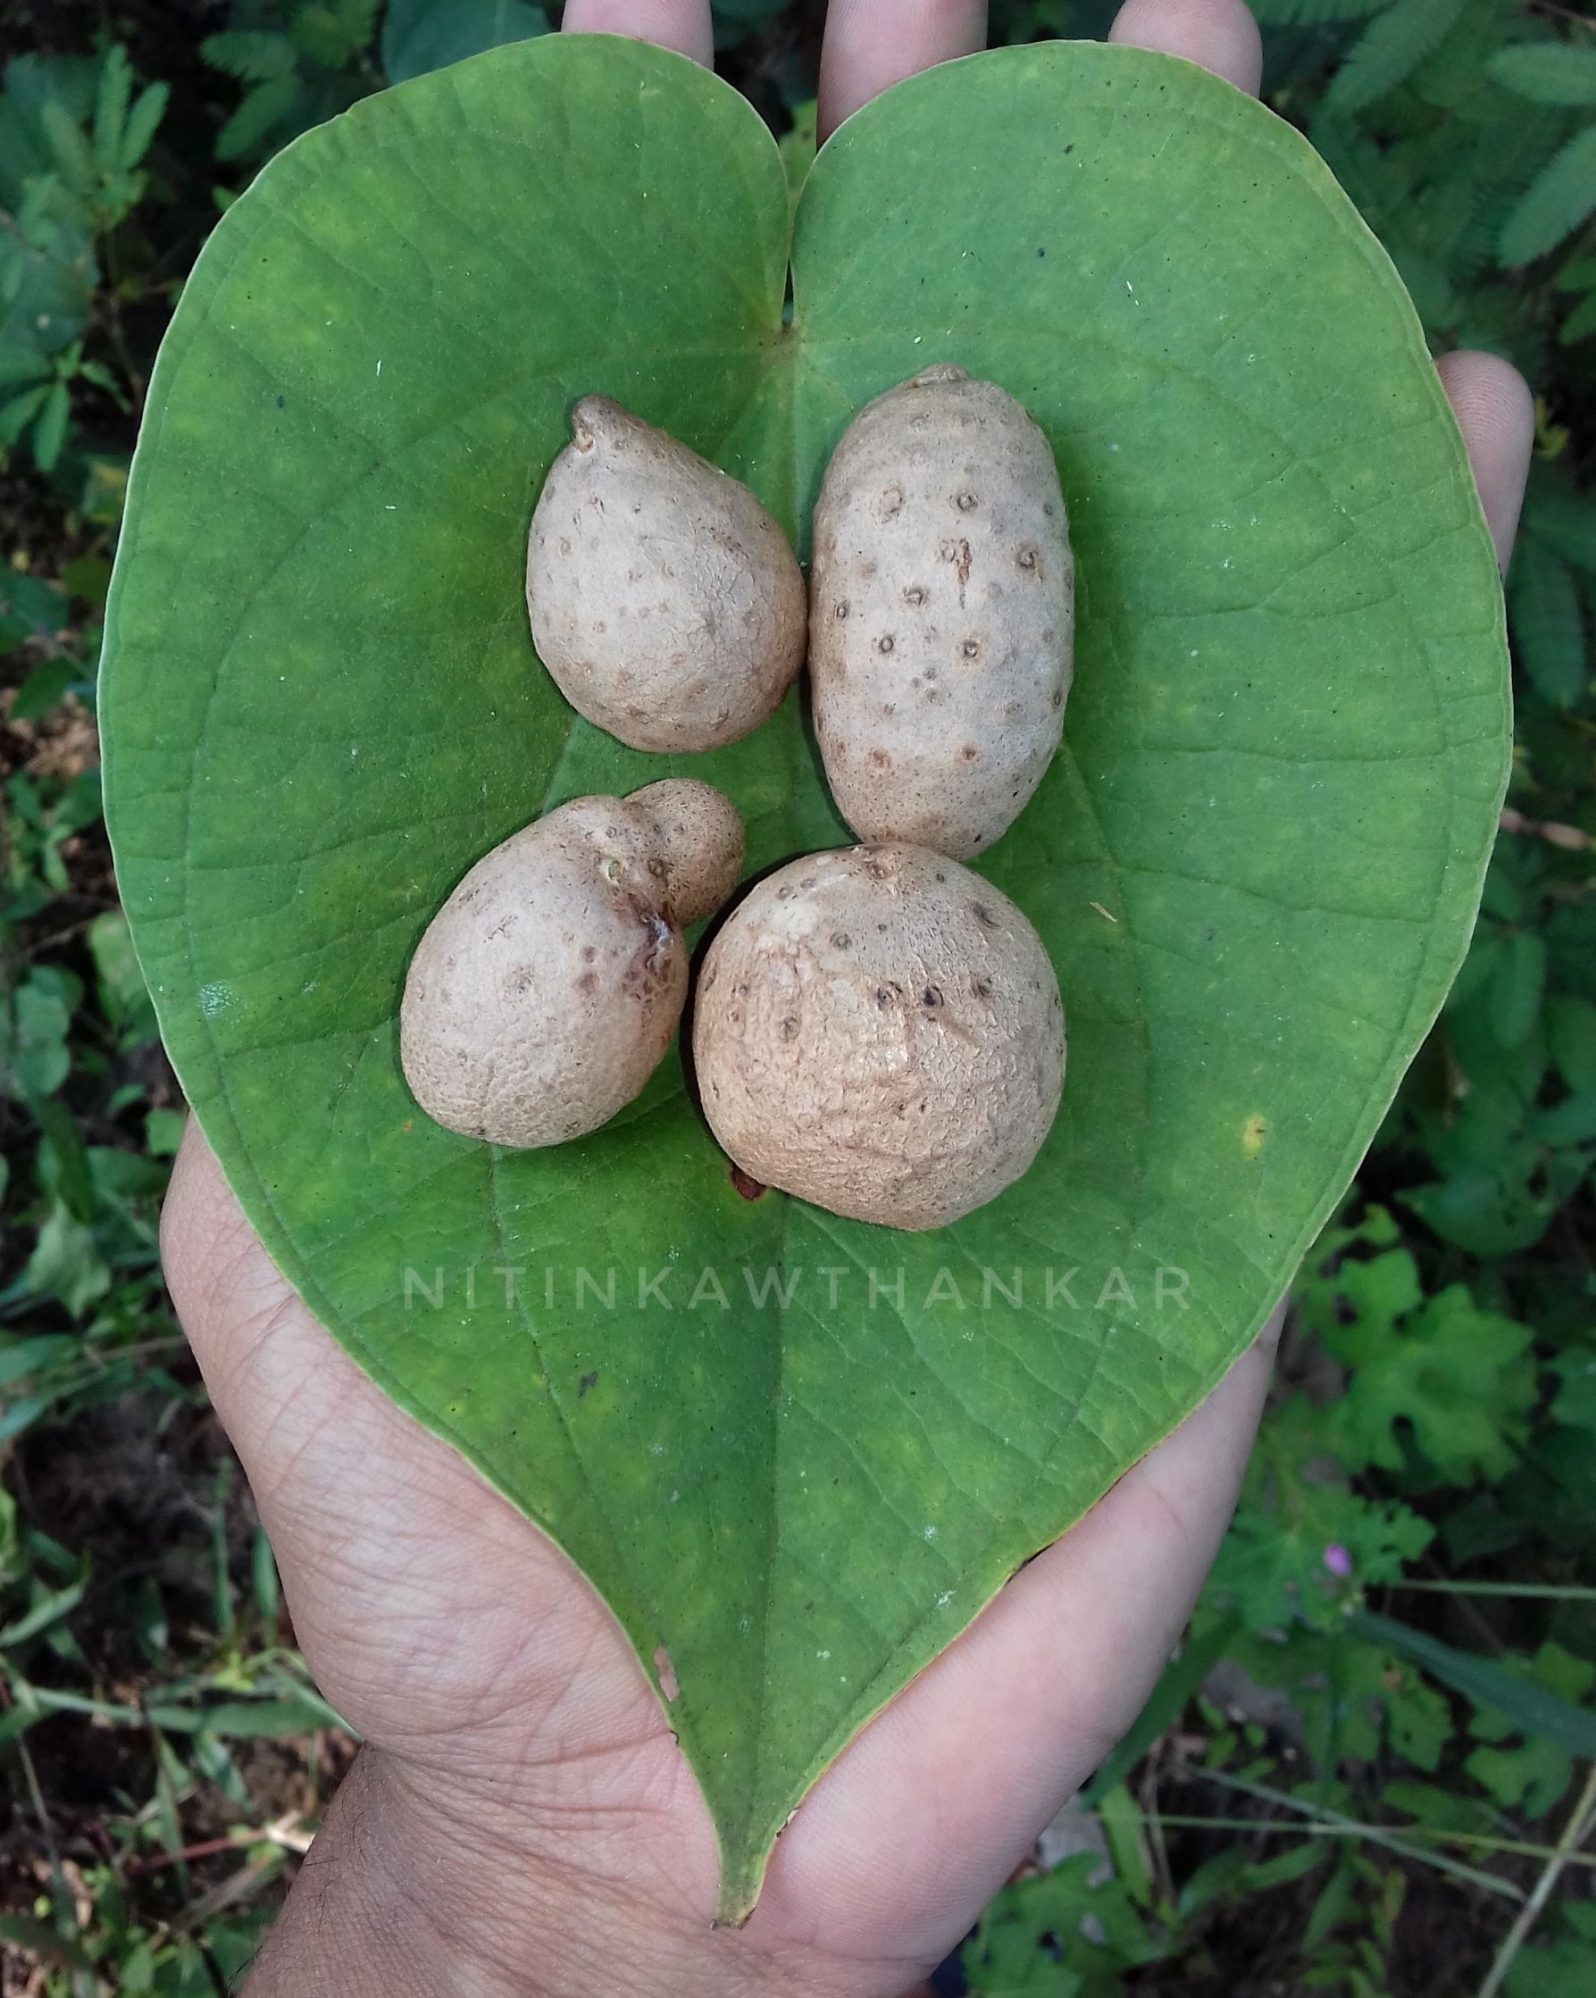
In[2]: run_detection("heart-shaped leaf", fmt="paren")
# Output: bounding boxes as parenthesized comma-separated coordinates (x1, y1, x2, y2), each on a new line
(101, 36, 1507, 1914)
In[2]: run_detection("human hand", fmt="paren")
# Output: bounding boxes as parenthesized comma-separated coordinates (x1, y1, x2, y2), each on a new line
(161, 5, 1534, 1993)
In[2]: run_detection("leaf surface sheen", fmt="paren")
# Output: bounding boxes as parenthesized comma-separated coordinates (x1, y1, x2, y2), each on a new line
(100, 36, 1508, 1913)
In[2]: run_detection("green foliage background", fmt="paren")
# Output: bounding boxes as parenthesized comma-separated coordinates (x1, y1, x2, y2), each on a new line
(1, 2, 1592, 1992)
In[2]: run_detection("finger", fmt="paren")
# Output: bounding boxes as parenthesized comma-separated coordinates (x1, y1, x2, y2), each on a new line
(1436, 350, 1535, 572)
(818, 1, 988, 144)
(560, 0, 713, 66)
(758, 1302, 1285, 1967)
(1108, 0, 1263, 95)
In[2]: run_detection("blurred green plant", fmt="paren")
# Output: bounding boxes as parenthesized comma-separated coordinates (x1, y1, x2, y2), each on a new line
(0, 45, 164, 471)
(201, 0, 382, 160)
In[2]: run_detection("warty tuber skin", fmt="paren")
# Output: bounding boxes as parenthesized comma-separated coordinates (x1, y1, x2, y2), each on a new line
(401, 779, 743, 1149)
(527, 396, 807, 753)
(692, 843, 1065, 1230)
(809, 364, 1074, 860)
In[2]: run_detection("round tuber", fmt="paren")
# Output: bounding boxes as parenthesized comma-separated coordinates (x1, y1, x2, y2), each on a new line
(809, 365, 1074, 860)
(692, 843, 1065, 1229)
(527, 396, 806, 753)
(401, 779, 743, 1148)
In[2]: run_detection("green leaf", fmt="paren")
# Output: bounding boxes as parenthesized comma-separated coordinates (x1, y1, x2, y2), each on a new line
(98, 38, 1510, 1914)
(1549, 1347, 1596, 1434)
(1318, 1282, 1537, 1482)
(145, 1106, 187, 1157)
(1326, 0, 1469, 116)
(22, 1203, 111, 1318)
(87, 908, 158, 1038)
(1489, 930, 1547, 1047)
(293, 0, 380, 70)
(1229, 1625, 1452, 1771)
(1488, 43, 1596, 108)
(31, 378, 70, 472)
(1522, 473, 1596, 575)
(1510, 539, 1588, 708)
(1506, 1936, 1596, 1998)
(1499, 125, 1596, 266)
(191, 1692, 347, 1739)
(382, 0, 550, 84)
(1246, 1841, 1325, 1892)
(0, 1334, 76, 1389)
(0, 1572, 87, 1646)
(0, 385, 50, 446)
(1405, 1157, 1579, 1256)
(91, 44, 133, 176)
(1547, 996, 1596, 1090)
(1532, 1088, 1596, 1146)
(1381, 1652, 1454, 1771)
(30, 1089, 97, 1224)
(966, 1851, 1165, 1991)
(200, 31, 298, 84)
(1560, 286, 1596, 344)
(3, 969, 76, 1098)
(1353, 1610, 1596, 1760)
(1100, 1783, 1155, 1907)
(38, 90, 97, 198)
(6, 657, 77, 722)
(61, 552, 112, 604)
(119, 80, 169, 174)
(1468, 1641, 1595, 1820)
(1212, 1439, 1433, 1631)
(215, 74, 301, 162)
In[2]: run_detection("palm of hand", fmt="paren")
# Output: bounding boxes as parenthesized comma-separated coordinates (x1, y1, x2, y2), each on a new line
(160, 4, 1532, 1992)
(166, 1099, 1272, 1991)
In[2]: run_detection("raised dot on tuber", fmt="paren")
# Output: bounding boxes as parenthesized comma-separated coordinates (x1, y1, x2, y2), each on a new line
(809, 364, 1074, 860)
(401, 779, 743, 1149)
(527, 396, 806, 753)
(692, 843, 1065, 1229)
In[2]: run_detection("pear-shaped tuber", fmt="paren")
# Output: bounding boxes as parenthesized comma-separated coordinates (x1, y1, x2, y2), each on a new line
(527, 396, 806, 752)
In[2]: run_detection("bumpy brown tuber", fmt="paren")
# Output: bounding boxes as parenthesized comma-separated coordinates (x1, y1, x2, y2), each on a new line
(527, 396, 806, 753)
(401, 779, 743, 1148)
(809, 365, 1074, 860)
(692, 843, 1065, 1229)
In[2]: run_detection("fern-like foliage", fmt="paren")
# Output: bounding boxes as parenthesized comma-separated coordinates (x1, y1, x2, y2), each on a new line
(1489, 42, 1596, 108)
(1509, 539, 1589, 709)
(1406, 0, 1517, 113)
(1500, 124, 1596, 265)
(202, 1, 378, 165)
(1326, 0, 1468, 114)
(289, 0, 379, 70)
(199, 31, 297, 82)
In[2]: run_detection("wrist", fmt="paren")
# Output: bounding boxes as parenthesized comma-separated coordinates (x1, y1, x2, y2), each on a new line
(249, 1748, 886, 1998)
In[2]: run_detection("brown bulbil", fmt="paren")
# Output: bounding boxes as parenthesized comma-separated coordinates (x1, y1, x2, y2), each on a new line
(401, 781, 744, 1149)
(693, 844, 1065, 1230)
(809, 365, 1074, 859)
(526, 397, 806, 752)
